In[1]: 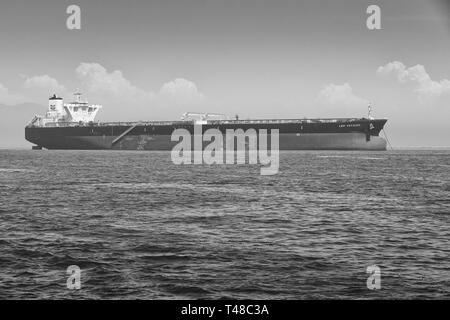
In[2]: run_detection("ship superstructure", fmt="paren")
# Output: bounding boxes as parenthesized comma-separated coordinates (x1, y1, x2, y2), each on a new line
(29, 91, 101, 127)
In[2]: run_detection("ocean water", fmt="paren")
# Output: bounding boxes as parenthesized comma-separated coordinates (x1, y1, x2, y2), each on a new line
(0, 149, 449, 299)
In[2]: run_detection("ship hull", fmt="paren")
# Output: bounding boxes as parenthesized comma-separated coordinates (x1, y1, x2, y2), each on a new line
(25, 119, 388, 151)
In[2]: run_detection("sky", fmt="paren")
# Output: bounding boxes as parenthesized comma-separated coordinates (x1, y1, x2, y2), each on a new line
(0, 0, 449, 147)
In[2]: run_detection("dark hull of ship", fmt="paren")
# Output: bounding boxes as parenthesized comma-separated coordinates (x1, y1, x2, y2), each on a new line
(25, 119, 388, 151)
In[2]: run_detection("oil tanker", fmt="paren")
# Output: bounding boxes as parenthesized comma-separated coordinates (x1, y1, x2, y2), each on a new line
(25, 92, 388, 150)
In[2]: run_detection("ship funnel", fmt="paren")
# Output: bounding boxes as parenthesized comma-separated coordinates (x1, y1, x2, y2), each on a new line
(48, 93, 63, 113)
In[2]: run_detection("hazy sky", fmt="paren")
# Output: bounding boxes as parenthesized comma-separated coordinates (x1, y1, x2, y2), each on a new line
(0, 0, 449, 147)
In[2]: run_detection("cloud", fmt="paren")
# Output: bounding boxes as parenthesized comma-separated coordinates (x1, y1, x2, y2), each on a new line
(2, 62, 206, 115)
(159, 78, 204, 102)
(0, 83, 26, 105)
(75, 62, 206, 112)
(377, 61, 450, 102)
(317, 83, 368, 106)
(23, 74, 66, 94)
(75, 62, 155, 103)
(75, 63, 205, 108)
(1, 75, 65, 105)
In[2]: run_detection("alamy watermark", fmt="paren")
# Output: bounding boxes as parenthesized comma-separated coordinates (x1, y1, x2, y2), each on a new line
(66, 265, 81, 290)
(366, 5, 381, 30)
(171, 125, 279, 175)
(66, 5, 81, 30)
(63, 264, 381, 291)
(366, 264, 381, 290)
(65, 4, 381, 31)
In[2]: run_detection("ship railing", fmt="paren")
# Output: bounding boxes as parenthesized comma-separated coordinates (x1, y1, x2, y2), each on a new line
(98, 121, 192, 126)
(26, 117, 378, 128)
(208, 118, 362, 125)
(27, 120, 195, 128)
(26, 122, 74, 128)
(96, 118, 368, 126)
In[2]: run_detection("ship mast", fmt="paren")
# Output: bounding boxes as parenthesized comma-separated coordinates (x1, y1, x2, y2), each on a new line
(368, 103, 374, 120)
(74, 89, 84, 103)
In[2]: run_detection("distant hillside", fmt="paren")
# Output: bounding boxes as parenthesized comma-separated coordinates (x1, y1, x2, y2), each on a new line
(0, 103, 45, 148)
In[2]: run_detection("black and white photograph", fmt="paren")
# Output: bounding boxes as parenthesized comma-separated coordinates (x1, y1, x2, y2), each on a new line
(0, 0, 449, 309)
